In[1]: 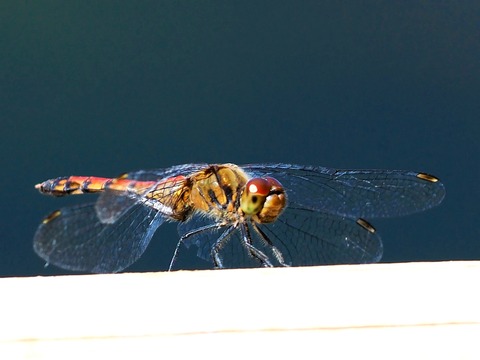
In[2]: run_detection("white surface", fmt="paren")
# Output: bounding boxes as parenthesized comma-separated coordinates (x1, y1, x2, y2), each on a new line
(1, 262, 479, 359)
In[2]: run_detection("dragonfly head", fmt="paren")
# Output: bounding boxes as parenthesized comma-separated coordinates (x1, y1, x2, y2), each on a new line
(240, 177, 286, 223)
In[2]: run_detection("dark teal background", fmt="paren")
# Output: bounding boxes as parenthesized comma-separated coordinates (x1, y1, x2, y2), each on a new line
(1, 1, 478, 276)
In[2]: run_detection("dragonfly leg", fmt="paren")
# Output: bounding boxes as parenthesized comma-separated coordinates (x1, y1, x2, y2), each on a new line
(209, 225, 236, 269)
(169, 223, 223, 271)
(251, 222, 290, 267)
(241, 224, 273, 267)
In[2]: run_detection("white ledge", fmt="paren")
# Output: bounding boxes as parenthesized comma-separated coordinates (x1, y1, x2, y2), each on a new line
(1, 261, 479, 359)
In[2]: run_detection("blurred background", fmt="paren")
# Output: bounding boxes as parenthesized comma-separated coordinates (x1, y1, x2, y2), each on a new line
(1, 1, 478, 276)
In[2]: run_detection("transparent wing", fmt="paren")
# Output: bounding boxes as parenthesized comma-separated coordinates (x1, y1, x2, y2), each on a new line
(243, 163, 445, 218)
(34, 202, 165, 273)
(177, 207, 382, 268)
(94, 164, 210, 223)
(122, 163, 210, 181)
(256, 206, 382, 266)
(95, 190, 143, 224)
(103, 163, 445, 219)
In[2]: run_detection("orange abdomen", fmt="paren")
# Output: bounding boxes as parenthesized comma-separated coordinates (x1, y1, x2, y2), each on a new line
(35, 176, 156, 197)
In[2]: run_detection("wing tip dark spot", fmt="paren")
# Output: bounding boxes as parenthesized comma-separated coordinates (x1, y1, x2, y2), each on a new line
(416, 172, 439, 183)
(42, 209, 62, 224)
(356, 218, 376, 233)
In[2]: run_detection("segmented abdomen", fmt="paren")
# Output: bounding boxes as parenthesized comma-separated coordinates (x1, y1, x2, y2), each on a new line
(35, 176, 156, 197)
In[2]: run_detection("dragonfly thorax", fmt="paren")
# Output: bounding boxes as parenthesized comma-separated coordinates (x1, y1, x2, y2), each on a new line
(188, 165, 248, 221)
(187, 165, 287, 224)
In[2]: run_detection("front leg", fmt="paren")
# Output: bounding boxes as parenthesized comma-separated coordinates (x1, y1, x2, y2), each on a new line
(240, 223, 273, 267)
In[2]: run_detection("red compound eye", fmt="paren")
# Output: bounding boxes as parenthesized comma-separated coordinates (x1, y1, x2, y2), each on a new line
(246, 178, 271, 196)
(264, 177, 283, 190)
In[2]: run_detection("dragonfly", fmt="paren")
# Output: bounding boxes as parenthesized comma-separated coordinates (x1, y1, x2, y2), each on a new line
(34, 163, 445, 273)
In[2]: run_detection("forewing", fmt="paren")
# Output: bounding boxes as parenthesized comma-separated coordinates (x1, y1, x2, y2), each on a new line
(243, 163, 445, 218)
(34, 202, 165, 273)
